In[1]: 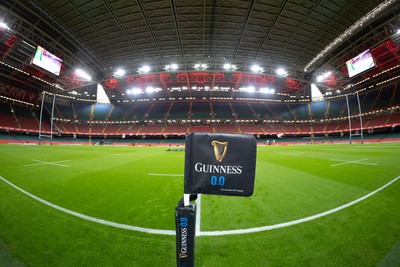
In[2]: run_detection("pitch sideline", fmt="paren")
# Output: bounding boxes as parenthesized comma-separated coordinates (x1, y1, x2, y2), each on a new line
(0, 175, 399, 236)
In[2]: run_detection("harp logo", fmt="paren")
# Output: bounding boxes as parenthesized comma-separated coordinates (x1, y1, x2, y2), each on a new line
(211, 140, 228, 162)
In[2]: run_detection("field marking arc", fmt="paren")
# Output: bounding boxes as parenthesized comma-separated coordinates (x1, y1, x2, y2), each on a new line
(0, 175, 399, 237)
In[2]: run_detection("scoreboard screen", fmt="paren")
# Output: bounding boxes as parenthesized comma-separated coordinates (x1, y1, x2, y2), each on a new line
(184, 132, 257, 197)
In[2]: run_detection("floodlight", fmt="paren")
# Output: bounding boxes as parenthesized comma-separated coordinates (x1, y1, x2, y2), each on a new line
(131, 88, 142, 94)
(194, 63, 207, 70)
(139, 65, 151, 73)
(146, 86, 155, 93)
(260, 87, 275, 94)
(223, 63, 237, 71)
(114, 69, 125, 77)
(0, 22, 10, 30)
(276, 68, 287, 76)
(75, 69, 92, 81)
(316, 71, 332, 82)
(165, 64, 178, 71)
(251, 65, 263, 73)
(247, 86, 255, 93)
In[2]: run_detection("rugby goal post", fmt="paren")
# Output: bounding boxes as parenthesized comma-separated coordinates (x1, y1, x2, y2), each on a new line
(38, 91, 56, 145)
(345, 92, 364, 144)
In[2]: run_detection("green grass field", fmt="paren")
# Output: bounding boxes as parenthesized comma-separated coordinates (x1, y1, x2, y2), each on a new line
(0, 143, 400, 266)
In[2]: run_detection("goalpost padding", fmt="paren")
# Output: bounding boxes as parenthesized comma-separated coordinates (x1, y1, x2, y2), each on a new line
(175, 203, 196, 266)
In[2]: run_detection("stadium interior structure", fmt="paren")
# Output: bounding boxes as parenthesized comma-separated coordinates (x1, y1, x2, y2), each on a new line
(1, 2, 400, 267)
(0, 1, 400, 145)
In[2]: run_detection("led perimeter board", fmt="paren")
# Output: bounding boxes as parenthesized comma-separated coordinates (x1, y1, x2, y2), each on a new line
(184, 132, 257, 196)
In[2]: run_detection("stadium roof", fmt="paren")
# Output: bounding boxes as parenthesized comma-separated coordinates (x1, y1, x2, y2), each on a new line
(0, 0, 399, 103)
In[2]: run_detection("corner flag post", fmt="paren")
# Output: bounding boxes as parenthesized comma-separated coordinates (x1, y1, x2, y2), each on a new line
(175, 132, 257, 266)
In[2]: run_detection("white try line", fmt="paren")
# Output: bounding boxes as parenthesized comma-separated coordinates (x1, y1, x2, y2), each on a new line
(148, 173, 184, 177)
(330, 158, 377, 167)
(0, 175, 398, 237)
(24, 160, 71, 168)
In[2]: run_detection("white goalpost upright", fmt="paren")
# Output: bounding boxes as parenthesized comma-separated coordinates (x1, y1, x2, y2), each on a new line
(345, 92, 364, 144)
(356, 91, 364, 142)
(38, 91, 56, 145)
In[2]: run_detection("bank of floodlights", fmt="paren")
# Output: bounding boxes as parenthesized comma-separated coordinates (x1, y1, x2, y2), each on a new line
(165, 64, 178, 71)
(276, 68, 288, 76)
(250, 64, 263, 73)
(260, 87, 275, 94)
(223, 63, 237, 71)
(138, 65, 151, 74)
(316, 71, 332, 82)
(194, 63, 208, 70)
(126, 87, 142, 95)
(114, 69, 126, 77)
(75, 69, 92, 81)
(0, 22, 10, 30)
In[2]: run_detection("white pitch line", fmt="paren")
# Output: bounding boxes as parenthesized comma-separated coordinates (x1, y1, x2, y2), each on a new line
(0, 176, 174, 236)
(103, 154, 132, 157)
(279, 152, 304, 156)
(330, 158, 377, 167)
(1, 175, 399, 237)
(24, 160, 71, 168)
(148, 173, 184, 177)
(198, 175, 400, 236)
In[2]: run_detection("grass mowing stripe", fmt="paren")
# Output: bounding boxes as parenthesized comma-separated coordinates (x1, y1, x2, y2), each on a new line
(0, 176, 175, 236)
(198, 175, 400, 236)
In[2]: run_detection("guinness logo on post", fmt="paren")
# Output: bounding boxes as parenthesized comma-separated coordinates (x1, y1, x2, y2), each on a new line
(211, 140, 228, 162)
